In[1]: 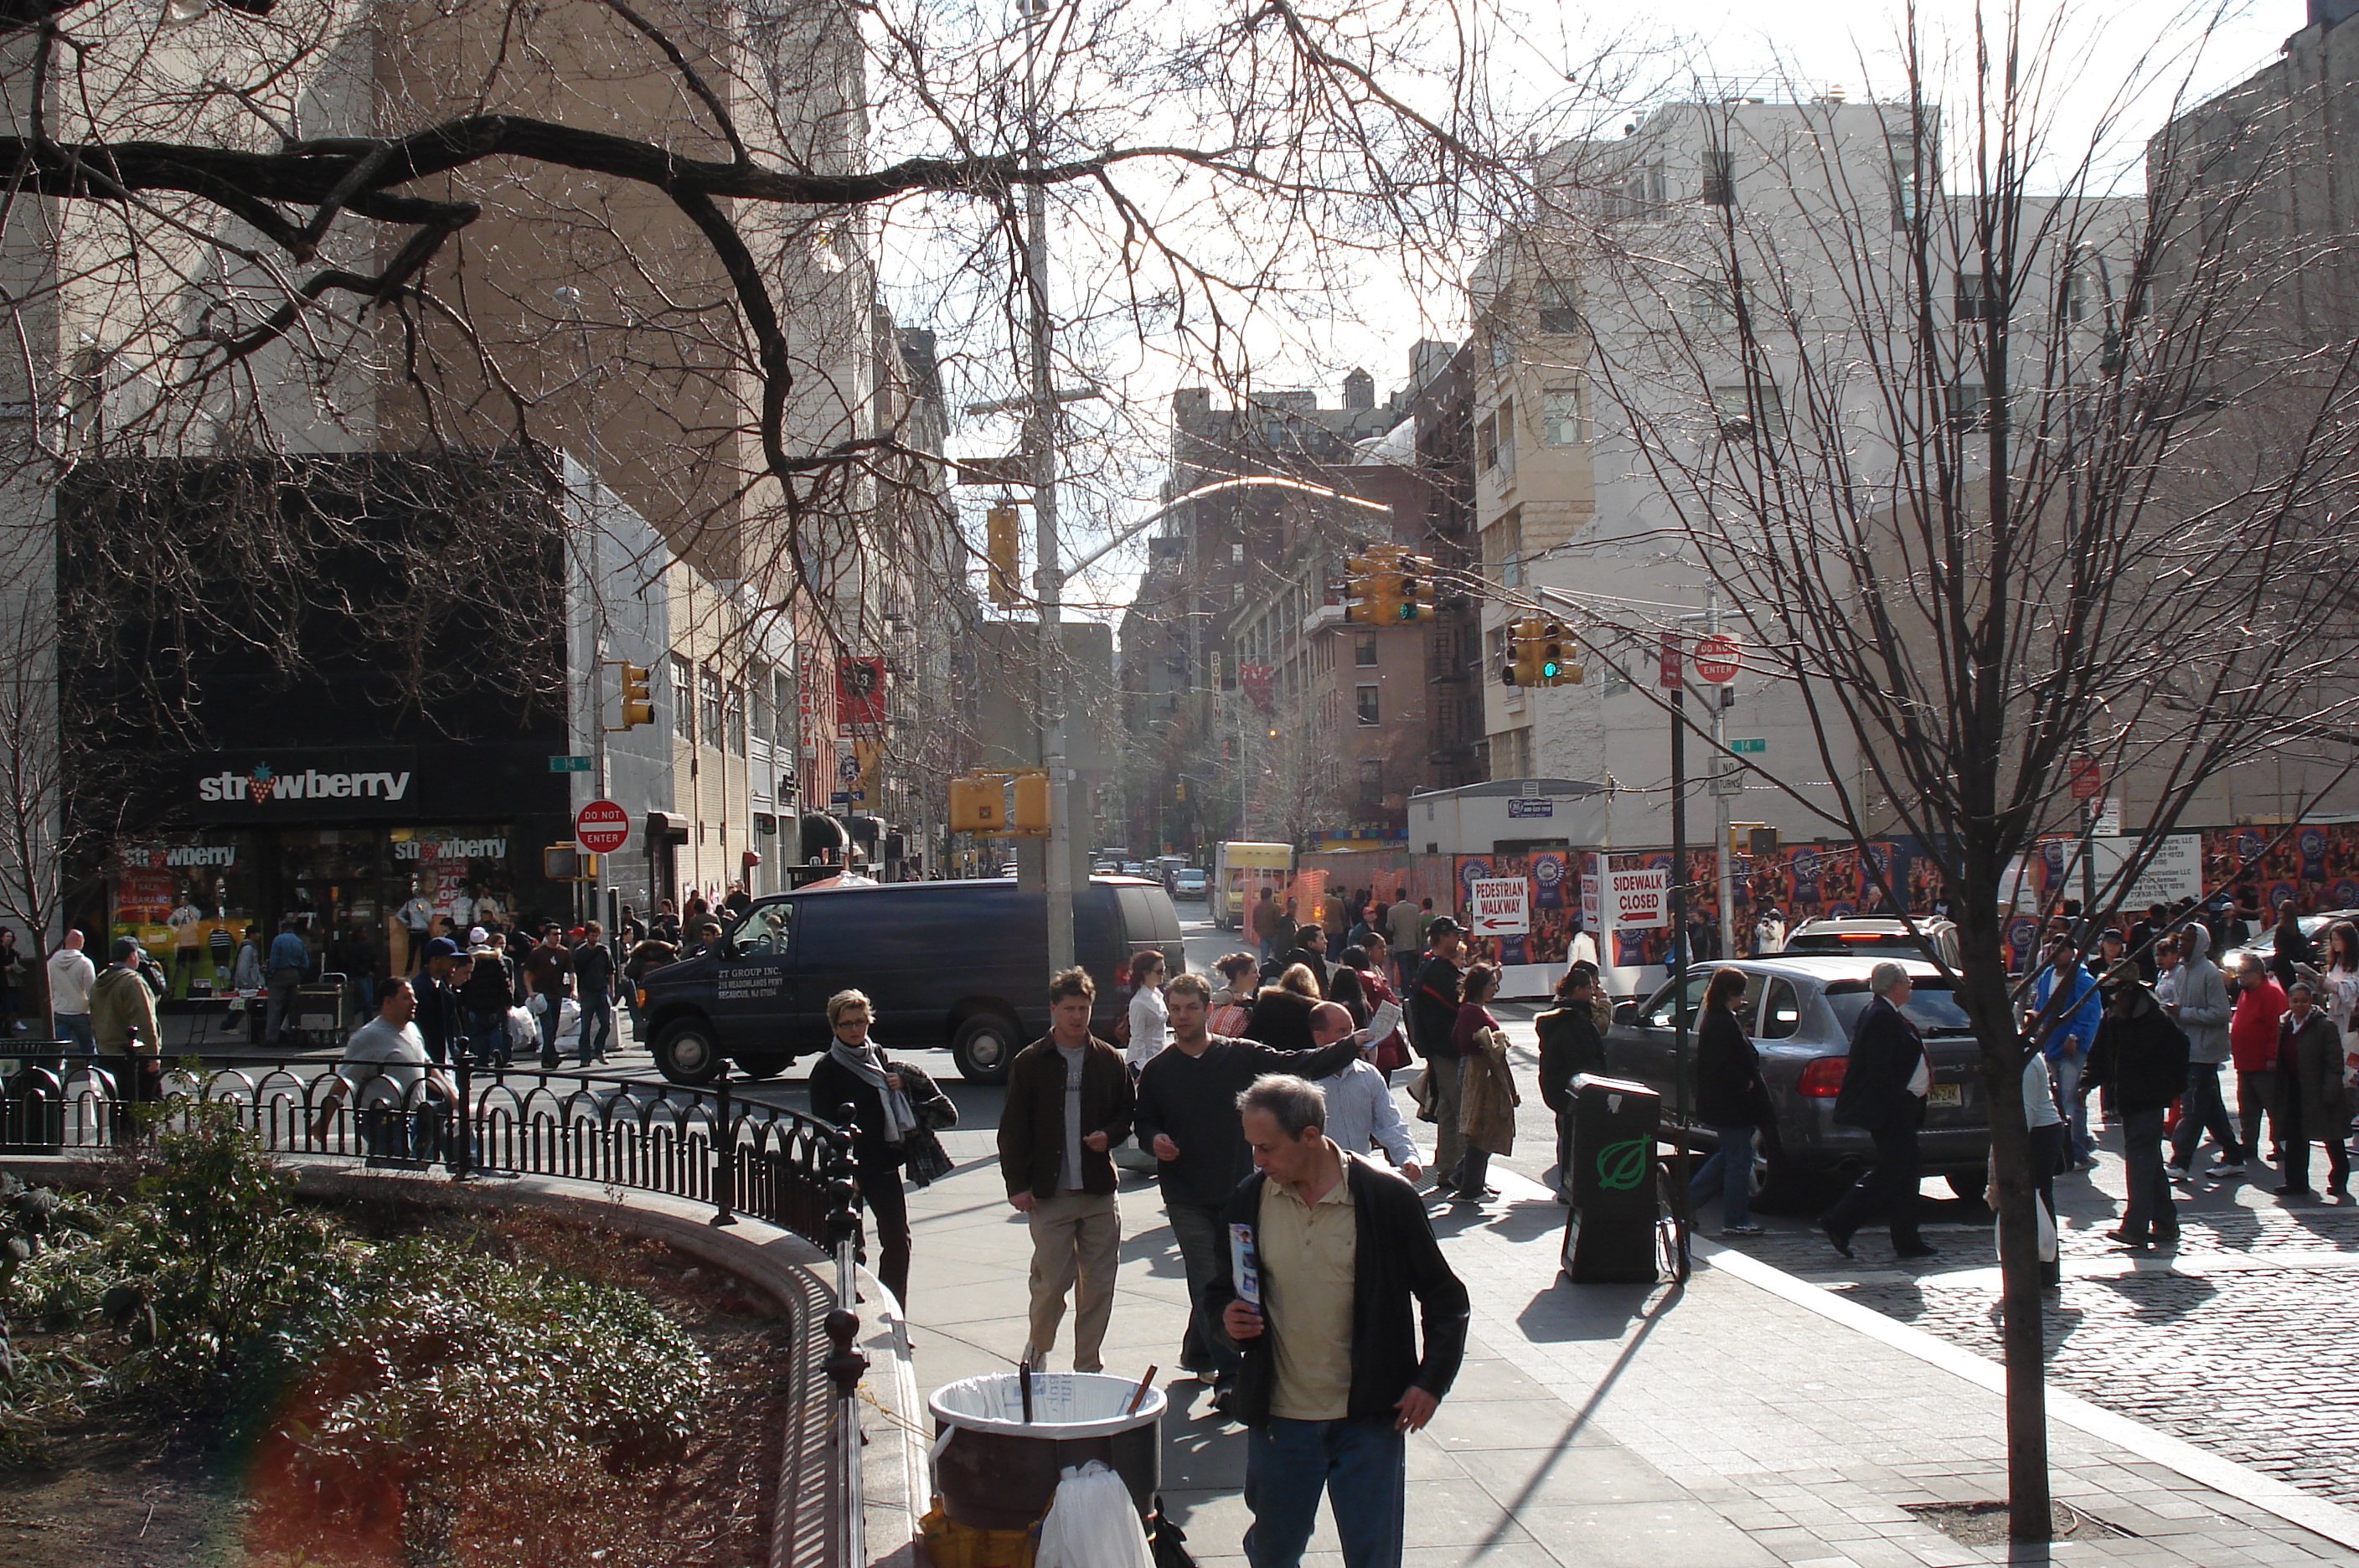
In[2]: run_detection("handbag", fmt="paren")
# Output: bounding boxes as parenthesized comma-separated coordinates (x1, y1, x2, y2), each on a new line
(1407, 1065, 1438, 1123)
(903, 1125, 956, 1187)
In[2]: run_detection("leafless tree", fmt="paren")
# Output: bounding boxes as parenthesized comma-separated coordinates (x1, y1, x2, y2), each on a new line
(1528, 8, 2359, 1540)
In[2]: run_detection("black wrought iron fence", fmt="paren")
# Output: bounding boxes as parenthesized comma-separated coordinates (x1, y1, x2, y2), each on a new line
(0, 1047, 853, 1251)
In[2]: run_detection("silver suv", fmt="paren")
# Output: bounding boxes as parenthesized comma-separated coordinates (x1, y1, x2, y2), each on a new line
(1608, 956, 1989, 1204)
(1778, 916, 1962, 970)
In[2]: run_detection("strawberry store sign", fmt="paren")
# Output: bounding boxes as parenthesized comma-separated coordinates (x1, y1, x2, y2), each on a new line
(192, 750, 421, 818)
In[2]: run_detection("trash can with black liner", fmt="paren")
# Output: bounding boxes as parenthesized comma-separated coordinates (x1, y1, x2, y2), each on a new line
(1561, 1072, 1663, 1284)
(928, 1369, 1164, 1530)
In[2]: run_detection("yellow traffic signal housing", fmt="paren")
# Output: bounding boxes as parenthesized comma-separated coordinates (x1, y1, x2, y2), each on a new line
(618, 662, 653, 727)
(985, 505, 1023, 607)
(1500, 616, 1539, 686)
(1010, 771, 1050, 834)
(948, 774, 1005, 833)
(1343, 549, 1378, 624)
(1537, 621, 1582, 684)
(1395, 552, 1436, 622)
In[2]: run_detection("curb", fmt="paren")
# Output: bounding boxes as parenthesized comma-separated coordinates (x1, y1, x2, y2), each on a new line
(1696, 1236, 2359, 1553)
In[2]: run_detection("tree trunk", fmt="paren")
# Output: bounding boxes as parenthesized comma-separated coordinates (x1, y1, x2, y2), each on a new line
(1951, 915, 2052, 1542)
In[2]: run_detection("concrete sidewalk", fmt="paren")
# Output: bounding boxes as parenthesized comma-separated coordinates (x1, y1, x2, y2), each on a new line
(900, 1129, 2359, 1568)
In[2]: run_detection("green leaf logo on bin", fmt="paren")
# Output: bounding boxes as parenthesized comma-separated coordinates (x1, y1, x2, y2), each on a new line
(1596, 1137, 1649, 1191)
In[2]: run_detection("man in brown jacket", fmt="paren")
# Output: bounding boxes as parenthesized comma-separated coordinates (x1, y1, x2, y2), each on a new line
(998, 967, 1133, 1373)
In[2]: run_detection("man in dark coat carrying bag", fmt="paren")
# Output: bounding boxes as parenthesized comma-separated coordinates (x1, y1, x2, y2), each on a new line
(1820, 962, 1938, 1261)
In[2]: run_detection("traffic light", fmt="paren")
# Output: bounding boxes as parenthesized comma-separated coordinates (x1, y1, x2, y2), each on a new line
(1343, 546, 1398, 624)
(1536, 621, 1581, 684)
(949, 774, 1005, 833)
(1395, 551, 1436, 622)
(1500, 616, 1541, 686)
(614, 661, 653, 729)
(1010, 771, 1050, 834)
(985, 504, 1022, 607)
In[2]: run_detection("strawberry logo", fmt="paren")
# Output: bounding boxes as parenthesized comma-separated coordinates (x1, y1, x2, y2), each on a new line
(246, 764, 275, 804)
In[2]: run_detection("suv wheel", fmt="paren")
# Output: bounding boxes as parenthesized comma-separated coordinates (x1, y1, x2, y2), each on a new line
(653, 1019, 723, 1086)
(951, 1012, 1020, 1085)
(736, 1052, 791, 1081)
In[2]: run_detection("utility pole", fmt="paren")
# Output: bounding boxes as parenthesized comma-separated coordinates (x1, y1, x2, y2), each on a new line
(1021, 0, 1073, 972)
(1709, 595, 1737, 958)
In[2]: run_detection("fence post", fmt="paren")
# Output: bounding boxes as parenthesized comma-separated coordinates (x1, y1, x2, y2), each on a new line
(450, 1055, 473, 1181)
(710, 1064, 736, 1226)
(823, 1106, 868, 1568)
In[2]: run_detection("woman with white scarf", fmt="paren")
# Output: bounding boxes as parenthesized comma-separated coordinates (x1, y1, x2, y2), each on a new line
(807, 988, 927, 1303)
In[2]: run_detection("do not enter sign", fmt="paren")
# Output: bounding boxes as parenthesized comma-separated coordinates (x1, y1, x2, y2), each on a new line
(576, 799, 630, 854)
(1694, 634, 1742, 684)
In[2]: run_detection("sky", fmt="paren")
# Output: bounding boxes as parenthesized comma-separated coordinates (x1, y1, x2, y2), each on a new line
(916, 0, 2305, 622)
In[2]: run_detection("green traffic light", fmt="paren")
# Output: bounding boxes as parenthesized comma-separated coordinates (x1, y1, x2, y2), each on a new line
(1541, 659, 1561, 678)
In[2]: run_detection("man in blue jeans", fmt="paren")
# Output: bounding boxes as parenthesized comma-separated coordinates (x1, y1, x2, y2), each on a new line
(2030, 936, 2103, 1168)
(570, 922, 617, 1065)
(1210, 1075, 1468, 1568)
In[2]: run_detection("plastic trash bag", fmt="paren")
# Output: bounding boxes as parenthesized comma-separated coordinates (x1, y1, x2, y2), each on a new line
(1034, 1459, 1151, 1568)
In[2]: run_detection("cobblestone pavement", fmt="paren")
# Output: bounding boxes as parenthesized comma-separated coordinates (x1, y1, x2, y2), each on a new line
(1832, 1261, 2359, 1507)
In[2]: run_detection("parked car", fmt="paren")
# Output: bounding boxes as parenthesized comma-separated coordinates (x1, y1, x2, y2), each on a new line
(2218, 909, 2359, 977)
(1174, 868, 1207, 899)
(1608, 956, 1986, 1204)
(636, 876, 1186, 1086)
(1779, 916, 1962, 969)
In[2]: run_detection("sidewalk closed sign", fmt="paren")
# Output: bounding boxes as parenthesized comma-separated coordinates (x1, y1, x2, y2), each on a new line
(1608, 868, 1670, 931)
(1469, 877, 1531, 936)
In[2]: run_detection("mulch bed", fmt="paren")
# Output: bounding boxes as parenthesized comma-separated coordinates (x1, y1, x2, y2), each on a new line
(0, 1200, 796, 1568)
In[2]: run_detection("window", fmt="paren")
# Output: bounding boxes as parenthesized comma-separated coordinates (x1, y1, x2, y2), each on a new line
(751, 666, 773, 745)
(1231, 542, 1244, 564)
(1536, 275, 1579, 334)
(1488, 333, 1514, 370)
(1542, 386, 1583, 446)
(729, 901, 791, 957)
(1712, 382, 1784, 441)
(1495, 400, 1516, 478)
(725, 685, 746, 754)
(1355, 684, 1380, 725)
(1355, 632, 1378, 667)
(1477, 413, 1500, 471)
(699, 665, 723, 746)
(776, 668, 797, 748)
(1702, 149, 1736, 206)
(1949, 379, 2002, 431)
(1761, 979, 1802, 1039)
(1887, 131, 1924, 229)
(1954, 271, 2002, 322)
(670, 655, 695, 742)
(1358, 759, 1384, 805)
(1691, 277, 1736, 328)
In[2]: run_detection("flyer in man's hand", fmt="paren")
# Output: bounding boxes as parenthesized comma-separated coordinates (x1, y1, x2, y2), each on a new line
(1229, 1222, 1261, 1306)
(1362, 1000, 1401, 1045)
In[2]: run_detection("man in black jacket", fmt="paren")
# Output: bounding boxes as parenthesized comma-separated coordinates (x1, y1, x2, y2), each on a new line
(1407, 918, 1467, 1189)
(1210, 1075, 1467, 1568)
(1536, 964, 1606, 1204)
(998, 967, 1134, 1373)
(1134, 974, 1364, 1406)
(1820, 962, 1938, 1261)
(2080, 980, 2190, 1248)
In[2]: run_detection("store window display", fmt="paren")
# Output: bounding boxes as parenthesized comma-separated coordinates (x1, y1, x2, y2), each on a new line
(110, 838, 253, 1001)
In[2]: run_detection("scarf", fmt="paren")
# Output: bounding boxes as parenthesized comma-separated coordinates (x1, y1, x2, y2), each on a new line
(830, 1037, 919, 1145)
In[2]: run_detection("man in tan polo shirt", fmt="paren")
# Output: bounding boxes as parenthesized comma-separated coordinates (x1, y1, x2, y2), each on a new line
(1213, 1075, 1468, 1568)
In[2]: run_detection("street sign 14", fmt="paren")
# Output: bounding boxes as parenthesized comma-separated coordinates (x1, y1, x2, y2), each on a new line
(575, 798, 630, 854)
(1729, 737, 1766, 754)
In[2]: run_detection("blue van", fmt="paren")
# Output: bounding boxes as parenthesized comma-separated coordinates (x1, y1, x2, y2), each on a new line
(637, 876, 1185, 1084)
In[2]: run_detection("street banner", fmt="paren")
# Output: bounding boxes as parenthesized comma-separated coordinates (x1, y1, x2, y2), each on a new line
(836, 656, 886, 739)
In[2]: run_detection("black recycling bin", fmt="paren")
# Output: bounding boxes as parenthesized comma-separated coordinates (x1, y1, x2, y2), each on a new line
(1561, 1073, 1663, 1284)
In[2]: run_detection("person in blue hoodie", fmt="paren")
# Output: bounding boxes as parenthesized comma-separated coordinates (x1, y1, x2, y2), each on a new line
(2028, 936, 2104, 1168)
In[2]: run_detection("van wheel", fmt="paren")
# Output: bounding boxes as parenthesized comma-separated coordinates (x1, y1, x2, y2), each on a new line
(736, 1052, 791, 1081)
(951, 1013, 1020, 1085)
(654, 1019, 723, 1086)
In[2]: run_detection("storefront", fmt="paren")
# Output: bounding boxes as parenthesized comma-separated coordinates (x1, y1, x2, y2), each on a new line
(98, 744, 576, 1001)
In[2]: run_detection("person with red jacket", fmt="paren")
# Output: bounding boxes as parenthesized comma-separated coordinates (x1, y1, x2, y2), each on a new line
(2229, 953, 2289, 1175)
